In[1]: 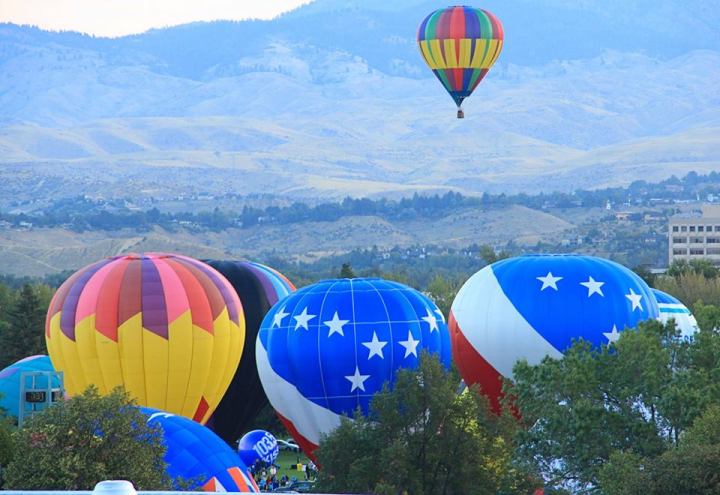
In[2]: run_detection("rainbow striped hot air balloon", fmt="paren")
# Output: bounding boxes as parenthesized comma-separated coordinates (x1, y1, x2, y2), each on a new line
(45, 253, 245, 424)
(417, 6, 504, 118)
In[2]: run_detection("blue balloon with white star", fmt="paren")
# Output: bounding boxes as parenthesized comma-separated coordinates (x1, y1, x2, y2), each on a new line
(450, 254, 661, 411)
(256, 278, 451, 459)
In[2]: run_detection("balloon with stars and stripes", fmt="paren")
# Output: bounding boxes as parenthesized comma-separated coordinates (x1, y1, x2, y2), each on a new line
(256, 278, 451, 460)
(450, 255, 660, 412)
(651, 288, 699, 338)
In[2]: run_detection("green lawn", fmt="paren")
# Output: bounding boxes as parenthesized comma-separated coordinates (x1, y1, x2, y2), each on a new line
(273, 450, 314, 481)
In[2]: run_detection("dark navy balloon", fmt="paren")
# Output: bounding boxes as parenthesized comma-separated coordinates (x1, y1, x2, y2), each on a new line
(450, 255, 660, 411)
(238, 429, 279, 466)
(652, 288, 699, 338)
(141, 408, 259, 492)
(203, 260, 295, 445)
(0, 355, 62, 420)
(257, 278, 451, 459)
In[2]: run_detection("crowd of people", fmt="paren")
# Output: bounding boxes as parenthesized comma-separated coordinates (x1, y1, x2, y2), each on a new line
(248, 458, 317, 492)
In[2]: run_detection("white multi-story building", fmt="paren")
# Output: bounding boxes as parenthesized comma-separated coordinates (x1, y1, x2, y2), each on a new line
(669, 206, 720, 265)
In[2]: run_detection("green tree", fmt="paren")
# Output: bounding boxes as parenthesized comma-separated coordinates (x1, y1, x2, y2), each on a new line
(3, 387, 172, 490)
(512, 319, 720, 493)
(0, 284, 52, 369)
(599, 405, 720, 494)
(0, 415, 14, 488)
(339, 262, 356, 278)
(425, 275, 460, 318)
(315, 353, 538, 495)
(478, 245, 509, 265)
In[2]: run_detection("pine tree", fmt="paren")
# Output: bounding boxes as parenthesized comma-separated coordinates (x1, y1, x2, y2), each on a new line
(0, 284, 50, 369)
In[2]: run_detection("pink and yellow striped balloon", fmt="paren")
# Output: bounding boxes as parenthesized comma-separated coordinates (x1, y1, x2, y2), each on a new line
(45, 253, 244, 424)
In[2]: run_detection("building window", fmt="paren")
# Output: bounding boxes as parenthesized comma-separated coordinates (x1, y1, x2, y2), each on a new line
(699, 226, 705, 232)
(707, 248, 720, 255)
(690, 226, 696, 232)
(690, 237, 704, 244)
(708, 238, 720, 244)
(673, 248, 687, 255)
(708, 226, 714, 232)
(690, 248, 705, 255)
(672, 237, 686, 244)
(672, 226, 679, 232)
(681, 226, 688, 232)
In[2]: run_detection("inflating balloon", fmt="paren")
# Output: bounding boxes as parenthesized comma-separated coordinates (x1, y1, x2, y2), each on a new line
(0, 355, 62, 420)
(203, 260, 295, 445)
(45, 253, 245, 424)
(142, 408, 259, 493)
(238, 429, 279, 467)
(257, 278, 451, 460)
(417, 6, 504, 118)
(652, 288, 699, 338)
(450, 255, 659, 411)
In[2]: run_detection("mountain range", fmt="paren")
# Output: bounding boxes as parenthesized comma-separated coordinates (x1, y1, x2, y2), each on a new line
(1, 0, 719, 202)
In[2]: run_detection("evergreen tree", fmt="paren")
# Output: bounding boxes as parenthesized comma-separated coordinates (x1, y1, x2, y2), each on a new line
(0, 284, 51, 369)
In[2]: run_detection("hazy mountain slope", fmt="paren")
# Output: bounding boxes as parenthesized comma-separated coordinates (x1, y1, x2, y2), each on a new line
(1, 0, 718, 198)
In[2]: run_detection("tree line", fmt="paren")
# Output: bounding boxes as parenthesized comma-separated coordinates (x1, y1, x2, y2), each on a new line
(5, 171, 720, 233)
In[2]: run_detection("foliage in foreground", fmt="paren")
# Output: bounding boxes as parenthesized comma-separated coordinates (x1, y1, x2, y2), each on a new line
(3, 387, 172, 490)
(511, 319, 720, 494)
(315, 353, 539, 495)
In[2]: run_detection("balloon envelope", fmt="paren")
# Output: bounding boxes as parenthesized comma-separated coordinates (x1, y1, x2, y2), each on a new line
(0, 355, 61, 420)
(450, 255, 660, 411)
(257, 278, 451, 460)
(203, 260, 295, 445)
(45, 253, 245, 424)
(652, 288, 699, 338)
(141, 407, 259, 492)
(417, 6, 504, 110)
(238, 429, 279, 467)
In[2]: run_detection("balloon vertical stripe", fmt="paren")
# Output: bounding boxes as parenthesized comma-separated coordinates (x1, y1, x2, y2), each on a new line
(418, 6, 503, 110)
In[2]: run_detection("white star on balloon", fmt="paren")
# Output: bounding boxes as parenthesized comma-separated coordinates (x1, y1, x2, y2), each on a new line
(293, 307, 316, 331)
(603, 324, 621, 343)
(398, 330, 420, 358)
(324, 311, 349, 337)
(626, 289, 643, 311)
(345, 366, 370, 392)
(434, 308, 446, 323)
(580, 276, 605, 297)
(422, 308, 439, 333)
(362, 331, 388, 360)
(537, 272, 563, 291)
(272, 306, 289, 328)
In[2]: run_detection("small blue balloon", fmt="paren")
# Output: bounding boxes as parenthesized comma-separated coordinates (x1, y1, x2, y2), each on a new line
(238, 429, 279, 466)
(0, 355, 62, 420)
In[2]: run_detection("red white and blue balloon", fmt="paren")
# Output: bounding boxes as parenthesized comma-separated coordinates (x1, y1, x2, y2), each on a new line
(256, 278, 451, 459)
(238, 429, 279, 467)
(652, 288, 699, 338)
(450, 255, 660, 411)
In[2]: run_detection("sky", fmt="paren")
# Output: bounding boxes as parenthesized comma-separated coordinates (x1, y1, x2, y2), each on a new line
(0, 0, 313, 37)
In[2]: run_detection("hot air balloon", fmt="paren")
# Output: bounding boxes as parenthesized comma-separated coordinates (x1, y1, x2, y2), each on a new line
(45, 253, 244, 424)
(450, 255, 659, 411)
(417, 5, 504, 118)
(237, 429, 279, 467)
(652, 288, 699, 338)
(257, 278, 451, 460)
(142, 408, 259, 493)
(203, 260, 295, 445)
(0, 355, 62, 421)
